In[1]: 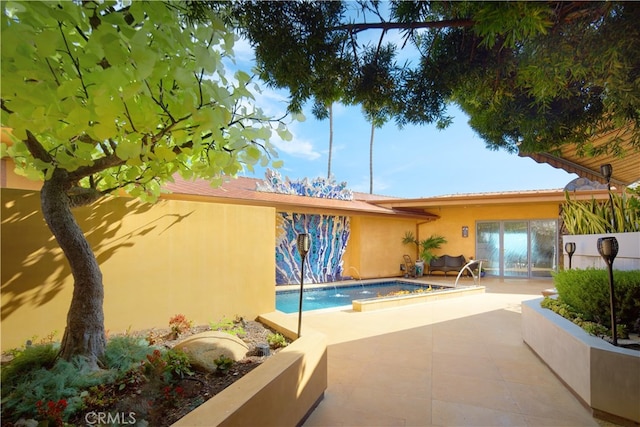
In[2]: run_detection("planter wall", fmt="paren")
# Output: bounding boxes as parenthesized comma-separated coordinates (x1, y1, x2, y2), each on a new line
(352, 286, 484, 312)
(562, 232, 640, 271)
(522, 298, 640, 424)
(173, 313, 327, 427)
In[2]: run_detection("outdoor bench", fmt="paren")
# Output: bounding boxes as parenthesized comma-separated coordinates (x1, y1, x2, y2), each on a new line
(428, 254, 467, 276)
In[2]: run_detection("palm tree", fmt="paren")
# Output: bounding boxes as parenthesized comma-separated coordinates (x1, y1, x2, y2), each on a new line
(312, 101, 337, 179)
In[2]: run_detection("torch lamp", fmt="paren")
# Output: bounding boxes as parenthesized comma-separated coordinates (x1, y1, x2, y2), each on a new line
(564, 242, 576, 269)
(296, 233, 310, 338)
(597, 236, 619, 346)
(600, 164, 617, 232)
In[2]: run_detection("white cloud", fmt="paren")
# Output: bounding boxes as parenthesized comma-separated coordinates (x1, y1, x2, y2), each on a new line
(271, 134, 321, 160)
(232, 36, 256, 65)
(252, 86, 290, 118)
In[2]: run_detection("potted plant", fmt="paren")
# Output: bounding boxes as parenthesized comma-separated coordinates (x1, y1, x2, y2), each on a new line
(402, 232, 447, 264)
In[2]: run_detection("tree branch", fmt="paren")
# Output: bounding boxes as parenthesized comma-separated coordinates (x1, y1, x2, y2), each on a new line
(67, 153, 126, 181)
(332, 18, 474, 34)
(24, 130, 54, 163)
(58, 22, 89, 99)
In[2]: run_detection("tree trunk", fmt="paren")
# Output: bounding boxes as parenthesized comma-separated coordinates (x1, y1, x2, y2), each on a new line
(369, 122, 375, 194)
(327, 103, 333, 179)
(41, 168, 106, 369)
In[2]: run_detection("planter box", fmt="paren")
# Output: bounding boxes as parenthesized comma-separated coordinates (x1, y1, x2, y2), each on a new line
(352, 286, 484, 312)
(173, 313, 327, 427)
(563, 232, 640, 271)
(522, 298, 640, 424)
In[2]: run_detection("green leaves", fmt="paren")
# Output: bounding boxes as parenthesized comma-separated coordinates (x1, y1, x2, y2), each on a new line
(2, 1, 288, 202)
(562, 190, 640, 234)
(233, 1, 640, 156)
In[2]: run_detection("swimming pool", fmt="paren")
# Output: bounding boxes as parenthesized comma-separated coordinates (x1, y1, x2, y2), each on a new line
(275, 280, 446, 313)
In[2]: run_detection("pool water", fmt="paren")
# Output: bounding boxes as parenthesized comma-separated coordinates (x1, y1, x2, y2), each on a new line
(276, 281, 445, 313)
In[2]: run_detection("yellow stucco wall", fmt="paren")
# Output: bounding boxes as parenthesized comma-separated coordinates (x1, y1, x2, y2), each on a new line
(418, 203, 560, 260)
(344, 216, 419, 279)
(0, 159, 43, 191)
(1, 188, 275, 351)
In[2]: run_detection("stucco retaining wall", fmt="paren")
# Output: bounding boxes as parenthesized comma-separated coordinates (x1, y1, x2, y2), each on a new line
(173, 312, 327, 426)
(522, 298, 640, 424)
(562, 232, 640, 271)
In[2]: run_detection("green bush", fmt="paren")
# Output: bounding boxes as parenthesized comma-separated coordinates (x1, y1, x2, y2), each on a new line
(1, 337, 160, 423)
(210, 317, 246, 337)
(266, 332, 288, 349)
(1, 349, 115, 422)
(102, 335, 155, 371)
(1, 344, 58, 396)
(553, 268, 640, 331)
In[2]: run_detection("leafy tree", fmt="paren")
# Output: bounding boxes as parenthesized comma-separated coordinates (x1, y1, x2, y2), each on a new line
(232, 1, 352, 180)
(232, 1, 640, 157)
(1, 1, 289, 368)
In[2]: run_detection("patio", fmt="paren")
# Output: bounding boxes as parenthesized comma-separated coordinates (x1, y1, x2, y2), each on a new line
(297, 276, 619, 427)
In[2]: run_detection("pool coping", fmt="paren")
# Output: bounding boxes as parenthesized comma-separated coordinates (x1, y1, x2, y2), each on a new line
(276, 279, 485, 313)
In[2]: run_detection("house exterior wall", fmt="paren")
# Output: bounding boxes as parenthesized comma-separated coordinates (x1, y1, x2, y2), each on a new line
(344, 216, 419, 279)
(0, 158, 42, 191)
(1, 188, 275, 352)
(418, 203, 561, 260)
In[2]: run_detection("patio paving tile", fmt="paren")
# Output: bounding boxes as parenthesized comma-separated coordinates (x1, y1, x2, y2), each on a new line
(300, 278, 611, 427)
(431, 399, 528, 426)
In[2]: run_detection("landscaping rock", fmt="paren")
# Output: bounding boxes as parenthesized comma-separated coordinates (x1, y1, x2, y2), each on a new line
(174, 331, 249, 372)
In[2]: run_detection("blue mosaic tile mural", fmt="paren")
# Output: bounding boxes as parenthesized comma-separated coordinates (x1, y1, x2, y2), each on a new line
(256, 169, 353, 200)
(275, 212, 350, 285)
(256, 170, 352, 285)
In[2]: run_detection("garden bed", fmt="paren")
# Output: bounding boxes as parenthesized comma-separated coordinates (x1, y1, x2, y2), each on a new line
(1, 316, 327, 427)
(522, 298, 640, 425)
(172, 311, 327, 426)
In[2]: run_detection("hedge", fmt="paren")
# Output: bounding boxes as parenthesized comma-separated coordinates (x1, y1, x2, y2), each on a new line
(553, 268, 640, 331)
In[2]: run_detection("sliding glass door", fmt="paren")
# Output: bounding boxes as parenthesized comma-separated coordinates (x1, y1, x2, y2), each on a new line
(530, 220, 558, 277)
(476, 222, 500, 276)
(504, 221, 529, 277)
(476, 220, 557, 278)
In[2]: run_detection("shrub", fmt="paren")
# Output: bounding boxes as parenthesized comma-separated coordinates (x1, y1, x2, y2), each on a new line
(163, 348, 193, 379)
(102, 336, 155, 371)
(142, 348, 193, 382)
(1, 343, 58, 395)
(210, 317, 246, 337)
(169, 314, 193, 335)
(541, 297, 610, 338)
(553, 268, 640, 331)
(266, 332, 288, 349)
(1, 351, 114, 423)
(2, 337, 172, 424)
(213, 354, 234, 373)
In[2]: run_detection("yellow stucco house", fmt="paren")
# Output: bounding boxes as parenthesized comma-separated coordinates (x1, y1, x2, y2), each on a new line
(0, 154, 611, 352)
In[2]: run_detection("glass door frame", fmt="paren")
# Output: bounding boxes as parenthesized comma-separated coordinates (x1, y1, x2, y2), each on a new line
(475, 219, 558, 278)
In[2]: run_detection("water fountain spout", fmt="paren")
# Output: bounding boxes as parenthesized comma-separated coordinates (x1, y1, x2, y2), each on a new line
(349, 266, 362, 281)
(349, 267, 371, 294)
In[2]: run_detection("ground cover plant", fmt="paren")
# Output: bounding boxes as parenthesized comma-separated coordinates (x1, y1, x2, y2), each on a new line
(545, 269, 640, 340)
(1, 317, 290, 427)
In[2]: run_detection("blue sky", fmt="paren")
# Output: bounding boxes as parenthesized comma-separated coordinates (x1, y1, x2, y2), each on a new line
(230, 21, 578, 199)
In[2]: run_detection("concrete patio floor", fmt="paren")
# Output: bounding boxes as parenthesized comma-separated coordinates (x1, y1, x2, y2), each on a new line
(298, 276, 618, 427)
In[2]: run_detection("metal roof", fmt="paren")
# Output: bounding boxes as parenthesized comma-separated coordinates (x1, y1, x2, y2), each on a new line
(519, 127, 640, 187)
